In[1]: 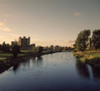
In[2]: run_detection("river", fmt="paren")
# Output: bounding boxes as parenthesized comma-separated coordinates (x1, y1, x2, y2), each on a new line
(0, 52, 100, 90)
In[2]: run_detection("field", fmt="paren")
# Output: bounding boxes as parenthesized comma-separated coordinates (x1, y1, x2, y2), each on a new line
(0, 50, 37, 60)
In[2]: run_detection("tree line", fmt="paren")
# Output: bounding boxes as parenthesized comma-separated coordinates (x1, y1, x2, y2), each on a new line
(75, 29, 100, 51)
(0, 42, 20, 58)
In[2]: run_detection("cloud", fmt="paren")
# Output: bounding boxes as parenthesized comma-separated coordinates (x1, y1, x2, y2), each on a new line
(0, 21, 11, 32)
(31, 39, 75, 46)
(0, 35, 14, 44)
(66, 40, 75, 44)
(4, 14, 10, 17)
(9, 33, 20, 37)
(74, 12, 81, 16)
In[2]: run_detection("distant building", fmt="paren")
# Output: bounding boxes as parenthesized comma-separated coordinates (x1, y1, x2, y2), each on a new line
(18, 36, 30, 47)
(11, 36, 35, 50)
(18, 36, 35, 50)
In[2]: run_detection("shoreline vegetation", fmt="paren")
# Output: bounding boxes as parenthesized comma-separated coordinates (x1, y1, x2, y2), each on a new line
(0, 40, 73, 74)
(73, 51, 100, 67)
(0, 50, 61, 74)
(74, 30, 100, 68)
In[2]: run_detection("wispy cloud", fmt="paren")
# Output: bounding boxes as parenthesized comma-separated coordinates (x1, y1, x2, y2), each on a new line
(31, 38, 75, 46)
(0, 21, 11, 32)
(4, 14, 10, 17)
(9, 33, 20, 37)
(74, 12, 81, 16)
(0, 35, 14, 44)
(66, 40, 75, 44)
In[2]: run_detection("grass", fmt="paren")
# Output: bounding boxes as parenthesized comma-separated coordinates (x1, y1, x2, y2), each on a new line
(0, 50, 31, 60)
(21, 50, 34, 53)
(0, 53, 12, 60)
(21, 48, 39, 54)
(0, 47, 56, 61)
(74, 50, 100, 67)
(0, 51, 29, 60)
(0, 48, 39, 60)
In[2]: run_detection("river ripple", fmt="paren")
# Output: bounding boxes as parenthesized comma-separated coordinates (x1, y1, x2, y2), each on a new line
(0, 52, 100, 91)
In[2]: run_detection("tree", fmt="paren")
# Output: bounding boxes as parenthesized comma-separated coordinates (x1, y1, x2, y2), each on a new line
(12, 44, 20, 58)
(0, 44, 2, 50)
(1, 42, 10, 52)
(92, 30, 100, 49)
(38, 46, 43, 54)
(75, 30, 90, 51)
(50, 45, 54, 51)
(5, 44, 10, 52)
(1, 42, 6, 51)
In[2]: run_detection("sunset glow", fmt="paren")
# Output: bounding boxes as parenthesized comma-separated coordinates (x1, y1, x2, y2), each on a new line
(0, 0, 100, 46)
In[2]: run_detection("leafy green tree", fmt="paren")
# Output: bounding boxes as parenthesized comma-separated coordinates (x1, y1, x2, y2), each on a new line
(75, 30, 90, 51)
(1, 42, 10, 52)
(38, 46, 43, 54)
(92, 30, 100, 49)
(5, 44, 10, 52)
(50, 45, 54, 51)
(12, 44, 20, 58)
(0, 44, 2, 50)
(1, 42, 6, 51)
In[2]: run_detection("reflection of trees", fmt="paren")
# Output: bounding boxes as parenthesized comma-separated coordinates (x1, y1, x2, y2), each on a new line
(89, 57, 100, 79)
(13, 63, 21, 72)
(92, 67, 100, 79)
(76, 59, 100, 79)
(37, 56, 43, 60)
(76, 60, 89, 79)
(13, 58, 34, 73)
(35, 56, 43, 67)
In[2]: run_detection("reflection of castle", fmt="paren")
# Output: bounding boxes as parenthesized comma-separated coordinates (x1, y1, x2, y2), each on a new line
(12, 36, 35, 50)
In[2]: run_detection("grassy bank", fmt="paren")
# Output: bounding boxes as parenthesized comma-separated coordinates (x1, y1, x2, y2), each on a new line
(0, 49, 39, 60)
(74, 51, 100, 67)
(0, 50, 60, 73)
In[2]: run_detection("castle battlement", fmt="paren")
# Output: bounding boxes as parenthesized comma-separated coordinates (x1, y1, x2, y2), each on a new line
(11, 36, 35, 50)
(18, 36, 30, 47)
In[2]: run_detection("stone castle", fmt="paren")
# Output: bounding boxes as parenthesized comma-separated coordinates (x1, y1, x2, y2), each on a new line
(18, 36, 30, 47)
(12, 36, 35, 50)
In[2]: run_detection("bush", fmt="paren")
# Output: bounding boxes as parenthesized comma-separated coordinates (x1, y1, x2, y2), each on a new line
(12, 44, 20, 58)
(75, 30, 90, 51)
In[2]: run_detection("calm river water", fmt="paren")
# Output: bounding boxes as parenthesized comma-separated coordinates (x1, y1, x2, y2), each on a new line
(0, 52, 100, 91)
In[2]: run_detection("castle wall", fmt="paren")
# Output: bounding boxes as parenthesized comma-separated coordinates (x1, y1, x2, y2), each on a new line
(18, 36, 30, 47)
(18, 36, 35, 50)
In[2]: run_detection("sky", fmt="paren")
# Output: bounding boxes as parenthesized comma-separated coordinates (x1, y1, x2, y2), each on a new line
(0, 0, 100, 46)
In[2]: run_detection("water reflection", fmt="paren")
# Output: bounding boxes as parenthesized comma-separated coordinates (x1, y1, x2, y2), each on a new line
(13, 63, 21, 72)
(32, 56, 43, 68)
(1, 52, 100, 90)
(92, 67, 100, 79)
(86, 65, 93, 81)
(76, 59, 89, 79)
(76, 59, 100, 80)
(12, 56, 43, 73)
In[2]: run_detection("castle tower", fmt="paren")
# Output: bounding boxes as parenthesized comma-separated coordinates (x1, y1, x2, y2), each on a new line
(18, 36, 30, 47)
(88, 38, 92, 49)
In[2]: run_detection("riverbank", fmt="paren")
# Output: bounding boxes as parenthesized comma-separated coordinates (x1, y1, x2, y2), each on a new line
(0, 50, 60, 74)
(73, 51, 100, 67)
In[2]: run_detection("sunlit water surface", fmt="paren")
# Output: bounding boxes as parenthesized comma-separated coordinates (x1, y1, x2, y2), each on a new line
(0, 52, 100, 91)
